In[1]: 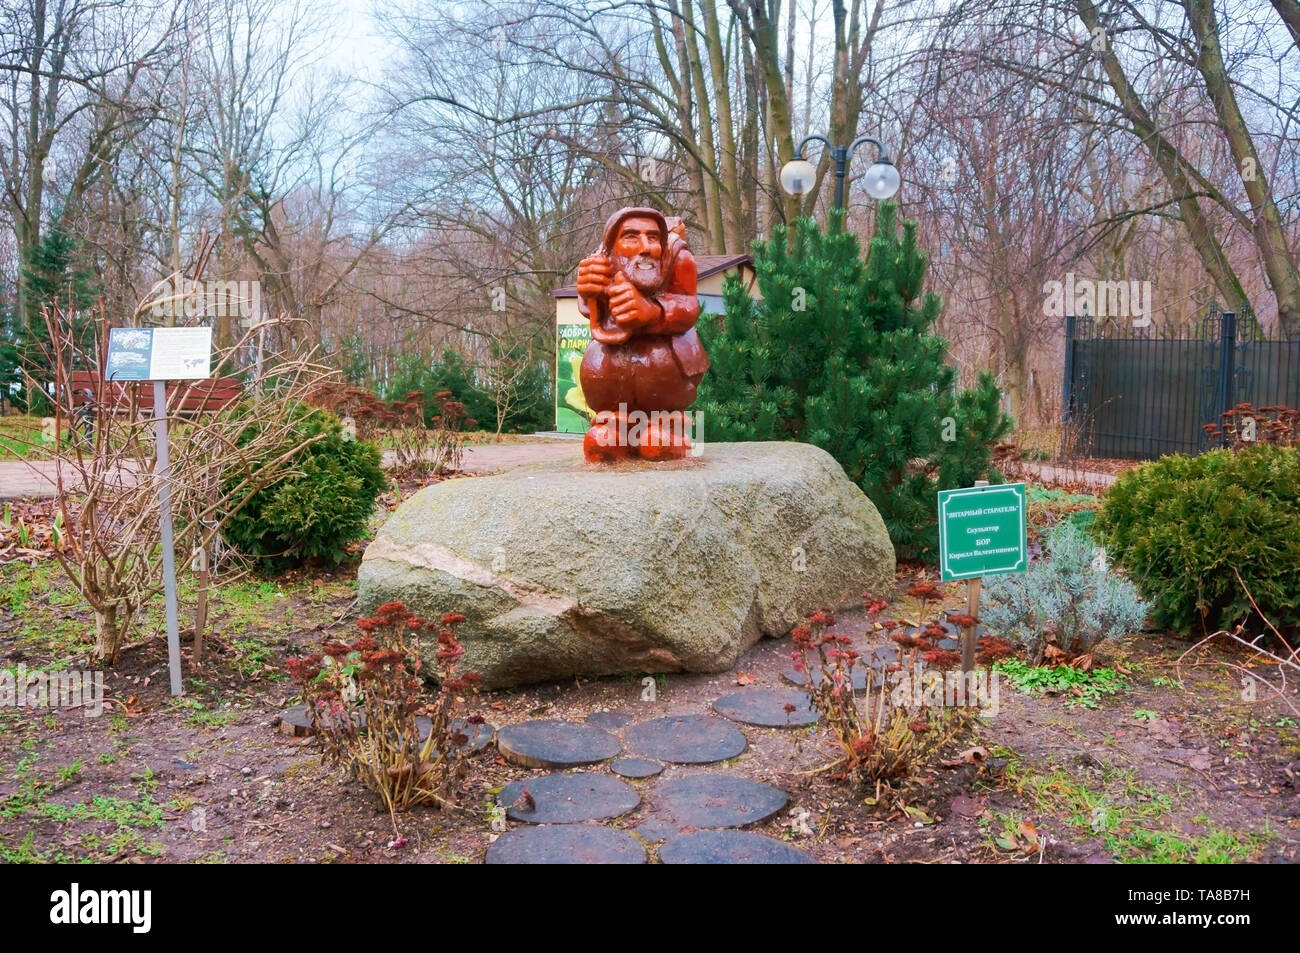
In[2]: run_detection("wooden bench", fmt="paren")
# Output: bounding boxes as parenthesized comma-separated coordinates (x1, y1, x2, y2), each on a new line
(68, 370, 242, 417)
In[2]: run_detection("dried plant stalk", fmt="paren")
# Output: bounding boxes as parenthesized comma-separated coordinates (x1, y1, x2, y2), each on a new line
(33, 300, 350, 664)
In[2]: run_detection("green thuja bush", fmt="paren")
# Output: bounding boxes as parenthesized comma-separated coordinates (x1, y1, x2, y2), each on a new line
(222, 403, 387, 568)
(984, 522, 1148, 663)
(1093, 444, 1300, 635)
(696, 204, 1010, 558)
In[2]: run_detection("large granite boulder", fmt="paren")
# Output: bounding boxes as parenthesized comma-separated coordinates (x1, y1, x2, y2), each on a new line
(358, 442, 894, 688)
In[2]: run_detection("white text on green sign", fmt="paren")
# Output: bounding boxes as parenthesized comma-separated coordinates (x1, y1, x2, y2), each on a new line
(937, 483, 1027, 581)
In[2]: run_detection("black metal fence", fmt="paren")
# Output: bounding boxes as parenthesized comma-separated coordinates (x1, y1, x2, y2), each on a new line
(1062, 306, 1300, 460)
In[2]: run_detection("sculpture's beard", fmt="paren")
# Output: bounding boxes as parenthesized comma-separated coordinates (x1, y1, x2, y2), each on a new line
(612, 252, 663, 294)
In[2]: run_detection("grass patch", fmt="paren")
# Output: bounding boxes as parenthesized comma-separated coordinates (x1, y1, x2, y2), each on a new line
(0, 416, 51, 461)
(169, 696, 241, 729)
(230, 638, 285, 680)
(1026, 485, 1100, 536)
(992, 751, 1269, 864)
(3, 558, 355, 670)
(0, 760, 167, 862)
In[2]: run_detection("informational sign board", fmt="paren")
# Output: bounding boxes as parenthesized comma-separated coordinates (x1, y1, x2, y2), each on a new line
(555, 319, 591, 434)
(937, 483, 1028, 582)
(105, 327, 212, 381)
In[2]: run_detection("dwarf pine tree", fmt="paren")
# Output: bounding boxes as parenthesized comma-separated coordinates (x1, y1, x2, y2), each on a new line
(696, 204, 1010, 558)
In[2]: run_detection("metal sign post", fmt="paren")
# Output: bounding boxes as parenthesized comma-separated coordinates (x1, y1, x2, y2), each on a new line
(152, 380, 183, 696)
(106, 326, 212, 697)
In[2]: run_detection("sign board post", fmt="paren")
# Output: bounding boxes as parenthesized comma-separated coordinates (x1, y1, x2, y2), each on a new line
(106, 326, 213, 697)
(937, 481, 1028, 672)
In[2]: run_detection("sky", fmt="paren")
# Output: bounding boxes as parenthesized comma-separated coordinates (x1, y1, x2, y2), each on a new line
(327, 0, 389, 85)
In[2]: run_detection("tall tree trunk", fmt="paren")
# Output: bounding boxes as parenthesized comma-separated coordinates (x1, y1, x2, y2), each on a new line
(1184, 0, 1300, 333)
(729, 0, 797, 227)
(1270, 0, 1300, 49)
(701, 0, 742, 251)
(651, 1, 710, 241)
(1076, 0, 1247, 315)
(679, 0, 727, 252)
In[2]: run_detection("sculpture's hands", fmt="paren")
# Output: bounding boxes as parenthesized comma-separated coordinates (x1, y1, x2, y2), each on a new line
(608, 270, 662, 331)
(576, 253, 612, 298)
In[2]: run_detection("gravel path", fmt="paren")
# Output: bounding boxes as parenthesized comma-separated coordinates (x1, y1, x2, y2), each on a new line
(0, 439, 586, 500)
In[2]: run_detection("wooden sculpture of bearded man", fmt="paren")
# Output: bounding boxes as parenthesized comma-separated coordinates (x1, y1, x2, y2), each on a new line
(575, 207, 708, 462)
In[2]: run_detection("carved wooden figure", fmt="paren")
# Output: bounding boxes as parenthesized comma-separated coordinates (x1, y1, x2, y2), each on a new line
(575, 207, 707, 461)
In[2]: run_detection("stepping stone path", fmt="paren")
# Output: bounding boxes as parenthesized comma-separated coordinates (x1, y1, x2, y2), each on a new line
(652, 773, 788, 829)
(481, 704, 804, 861)
(585, 711, 632, 731)
(633, 819, 679, 843)
(904, 621, 989, 651)
(278, 704, 314, 737)
(496, 719, 621, 769)
(713, 689, 818, 728)
(278, 706, 495, 755)
(485, 824, 647, 864)
(624, 715, 747, 764)
(782, 661, 871, 691)
(610, 757, 664, 779)
(417, 717, 495, 754)
(499, 773, 640, 823)
(288, 688, 823, 861)
(780, 644, 899, 691)
(659, 830, 815, 864)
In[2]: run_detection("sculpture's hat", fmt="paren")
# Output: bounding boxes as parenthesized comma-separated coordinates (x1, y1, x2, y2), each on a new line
(600, 206, 668, 254)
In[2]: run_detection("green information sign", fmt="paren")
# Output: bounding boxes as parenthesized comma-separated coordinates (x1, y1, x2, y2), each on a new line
(937, 483, 1028, 582)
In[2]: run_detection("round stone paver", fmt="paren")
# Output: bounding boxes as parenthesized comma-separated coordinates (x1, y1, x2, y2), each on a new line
(485, 824, 646, 864)
(633, 818, 679, 843)
(659, 830, 817, 864)
(417, 717, 495, 754)
(585, 711, 632, 732)
(499, 772, 640, 823)
(278, 704, 315, 737)
(624, 715, 747, 764)
(780, 662, 869, 692)
(713, 689, 818, 728)
(496, 719, 621, 769)
(653, 773, 788, 828)
(906, 621, 988, 644)
(610, 757, 663, 779)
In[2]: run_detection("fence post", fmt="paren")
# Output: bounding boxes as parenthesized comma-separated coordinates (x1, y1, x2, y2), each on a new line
(1062, 315, 1076, 423)
(1060, 315, 1076, 458)
(1214, 311, 1237, 447)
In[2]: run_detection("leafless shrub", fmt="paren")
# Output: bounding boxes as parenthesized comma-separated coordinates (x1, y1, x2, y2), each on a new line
(34, 301, 345, 665)
(1176, 571, 1300, 720)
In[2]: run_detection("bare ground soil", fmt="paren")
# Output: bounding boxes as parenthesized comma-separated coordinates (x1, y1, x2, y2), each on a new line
(2, 530, 1296, 864)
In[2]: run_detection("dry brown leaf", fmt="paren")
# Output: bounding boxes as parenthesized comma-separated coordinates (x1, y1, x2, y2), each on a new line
(940, 745, 988, 767)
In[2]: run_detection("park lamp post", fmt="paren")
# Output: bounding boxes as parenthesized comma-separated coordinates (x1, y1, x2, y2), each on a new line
(779, 134, 900, 211)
